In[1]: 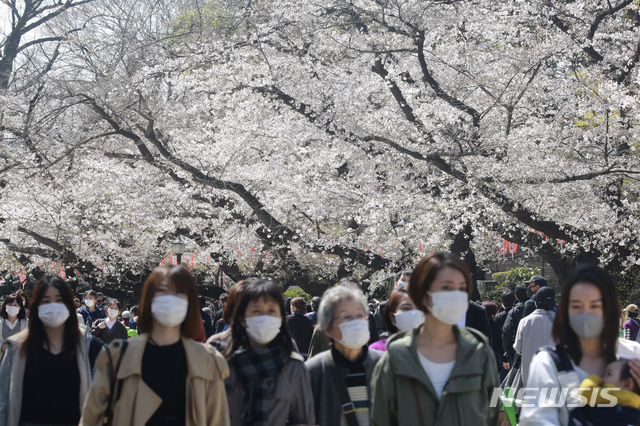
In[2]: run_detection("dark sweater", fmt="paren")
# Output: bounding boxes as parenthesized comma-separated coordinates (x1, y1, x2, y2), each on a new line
(90, 319, 128, 345)
(141, 339, 188, 426)
(21, 347, 81, 425)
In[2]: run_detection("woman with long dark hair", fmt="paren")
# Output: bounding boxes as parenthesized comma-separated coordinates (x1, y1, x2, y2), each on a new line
(224, 278, 315, 425)
(80, 266, 230, 426)
(0, 276, 101, 426)
(0, 294, 27, 341)
(520, 264, 640, 425)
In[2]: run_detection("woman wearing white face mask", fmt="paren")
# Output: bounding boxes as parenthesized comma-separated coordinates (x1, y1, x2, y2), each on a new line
(0, 276, 103, 426)
(305, 285, 384, 426)
(0, 294, 27, 342)
(520, 264, 640, 425)
(224, 278, 315, 426)
(80, 266, 230, 426)
(89, 299, 128, 345)
(371, 252, 499, 426)
(369, 289, 424, 352)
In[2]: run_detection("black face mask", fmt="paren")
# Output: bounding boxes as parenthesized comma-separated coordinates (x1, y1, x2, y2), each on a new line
(526, 285, 534, 298)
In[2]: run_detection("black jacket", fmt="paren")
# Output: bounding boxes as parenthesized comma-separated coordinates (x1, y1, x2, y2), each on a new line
(287, 312, 315, 356)
(494, 307, 511, 331)
(465, 301, 492, 345)
(502, 302, 525, 364)
(90, 319, 128, 345)
(200, 310, 214, 339)
(80, 307, 106, 326)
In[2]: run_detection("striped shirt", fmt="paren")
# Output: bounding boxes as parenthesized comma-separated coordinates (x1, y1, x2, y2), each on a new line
(332, 347, 371, 426)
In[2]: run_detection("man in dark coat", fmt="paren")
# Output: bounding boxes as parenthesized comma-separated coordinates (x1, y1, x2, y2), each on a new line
(502, 283, 528, 367)
(522, 275, 549, 317)
(213, 293, 228, 334)
(286, 297, 314, 358)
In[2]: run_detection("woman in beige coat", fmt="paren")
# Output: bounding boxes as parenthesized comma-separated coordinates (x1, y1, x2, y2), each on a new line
(80, 266, 230, 426)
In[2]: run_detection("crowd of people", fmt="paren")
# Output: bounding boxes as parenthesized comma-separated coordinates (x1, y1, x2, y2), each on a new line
(0, 252, 639, 425)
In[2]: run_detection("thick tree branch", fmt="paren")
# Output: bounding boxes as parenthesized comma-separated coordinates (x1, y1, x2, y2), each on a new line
(371, 57, 430, 136)
(416, 32, 481, 127)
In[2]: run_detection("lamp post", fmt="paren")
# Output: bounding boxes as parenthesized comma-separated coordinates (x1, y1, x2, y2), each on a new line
(173, 237, 185, 265)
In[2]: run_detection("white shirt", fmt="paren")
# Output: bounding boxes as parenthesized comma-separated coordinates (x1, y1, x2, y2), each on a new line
(105, 317, 117, 329)
(520, 338, 640, 425)
(417, 350, 456, 399)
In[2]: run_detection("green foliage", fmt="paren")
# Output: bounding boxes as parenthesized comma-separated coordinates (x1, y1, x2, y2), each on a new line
(492, 266, 540, 287)
(483, 266, 541, 304)
(169, 1, 234, 52)
(481, 283, 511, 305)
(283, 286, 312, 302)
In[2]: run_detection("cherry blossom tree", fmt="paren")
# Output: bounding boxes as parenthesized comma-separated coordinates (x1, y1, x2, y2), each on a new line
(1, 0, 640, 299)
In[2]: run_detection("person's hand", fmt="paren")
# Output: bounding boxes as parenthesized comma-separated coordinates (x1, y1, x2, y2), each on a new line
(629, 358, 640, 385)
(1, 343, 7, 353)
(98, 322, 106, 329)
(503, 362, 510, 370)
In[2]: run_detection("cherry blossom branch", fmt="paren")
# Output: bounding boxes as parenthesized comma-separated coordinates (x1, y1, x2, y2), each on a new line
(416, 32, 481, 128)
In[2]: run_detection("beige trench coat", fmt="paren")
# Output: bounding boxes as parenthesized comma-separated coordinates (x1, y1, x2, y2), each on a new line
(80, 333, 230, 426)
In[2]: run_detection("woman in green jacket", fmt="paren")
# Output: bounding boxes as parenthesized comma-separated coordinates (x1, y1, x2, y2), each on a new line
(371, 252, 499, 426)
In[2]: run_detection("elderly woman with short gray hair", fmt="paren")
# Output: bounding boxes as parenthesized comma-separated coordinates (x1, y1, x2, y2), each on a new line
(305, 285, 383, 426)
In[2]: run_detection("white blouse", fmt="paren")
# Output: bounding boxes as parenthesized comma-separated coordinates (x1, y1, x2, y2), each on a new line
(417, 350, 456, 399)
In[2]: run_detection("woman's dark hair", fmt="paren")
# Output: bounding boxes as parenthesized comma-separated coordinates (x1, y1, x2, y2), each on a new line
(225, 278, 293, 358)
(14, 290, 31, 309)
(382, 289, 410, 334)
(552, 264, 620, 365)
(222, 281, 247, 325)
(482, 301, 498, 318)
(291, 297, 307, 314)
(408, 252, 473, 312)
(109, 299, 122, 312)
(1, 294, 25, 320)
(138, 266, 201, 339)
(22, 276, 80, 361)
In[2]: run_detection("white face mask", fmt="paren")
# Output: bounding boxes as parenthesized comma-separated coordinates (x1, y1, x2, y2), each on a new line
(426, 291, 469, 325)
(5, 306, 20, 318)
(393, 309, 425, 332)
(337, 318, 370, 349)
(85, 299, 95, 308)
(397, 281, 409, 290)
(38, 302, 70, 328)
(244, 315, 282, 344)
(108, 308, 119, 319)
(151, 295, 189, 327)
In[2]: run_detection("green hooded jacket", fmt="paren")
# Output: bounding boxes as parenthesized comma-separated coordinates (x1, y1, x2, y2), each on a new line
(371, 325, 499, 426)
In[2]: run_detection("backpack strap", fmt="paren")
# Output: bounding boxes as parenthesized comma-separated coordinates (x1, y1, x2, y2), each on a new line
(538, 344, 573, 372)
(326, 352, 360, 426)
